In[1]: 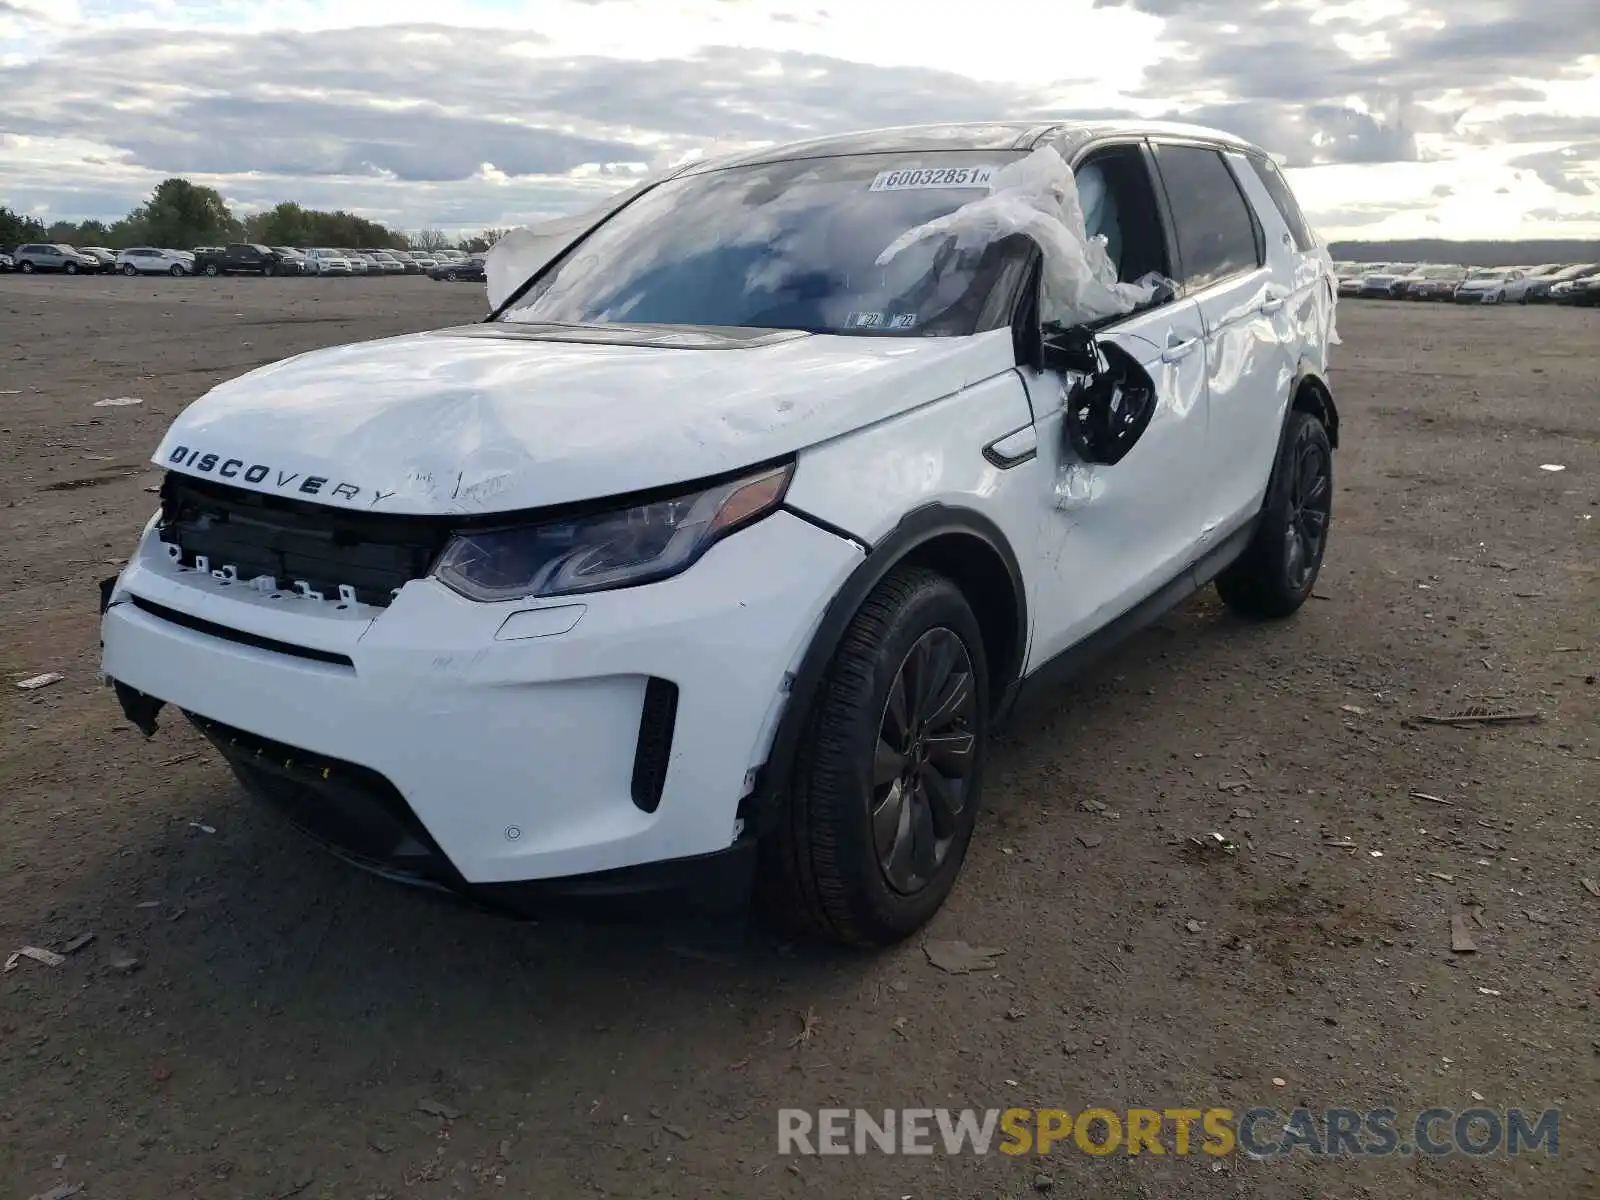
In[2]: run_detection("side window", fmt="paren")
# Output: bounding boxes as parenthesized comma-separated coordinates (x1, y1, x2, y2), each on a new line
(1247, 153, 1317, 252)
(1075, 144, 1173, 285)
(1152, 143, 1262, 289)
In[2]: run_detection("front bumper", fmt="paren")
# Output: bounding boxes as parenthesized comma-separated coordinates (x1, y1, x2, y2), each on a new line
(101, 507, 862, 904)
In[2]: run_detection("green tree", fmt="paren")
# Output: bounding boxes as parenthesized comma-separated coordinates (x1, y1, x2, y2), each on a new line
(131, 178, 239, 249)
(0, 205, 48, 251)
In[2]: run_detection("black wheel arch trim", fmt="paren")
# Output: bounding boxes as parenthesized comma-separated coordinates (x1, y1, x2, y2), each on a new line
(1287, 362, 1339, 449)
(740, 502, 1028, 839)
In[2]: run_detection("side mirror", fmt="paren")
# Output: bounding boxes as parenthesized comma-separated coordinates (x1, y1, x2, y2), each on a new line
(1053, 329, 1159, 467)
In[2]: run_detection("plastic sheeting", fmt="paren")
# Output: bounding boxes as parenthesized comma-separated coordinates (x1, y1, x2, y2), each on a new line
(875, 143, 1169, 328)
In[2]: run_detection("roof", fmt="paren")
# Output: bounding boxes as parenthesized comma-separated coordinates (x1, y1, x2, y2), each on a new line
(678, 119, 1263, 176)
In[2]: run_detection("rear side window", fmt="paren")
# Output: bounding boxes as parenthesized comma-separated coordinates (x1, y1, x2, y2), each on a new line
(1248, 154, 1317, 252)
(1153, 143, 1262, 288)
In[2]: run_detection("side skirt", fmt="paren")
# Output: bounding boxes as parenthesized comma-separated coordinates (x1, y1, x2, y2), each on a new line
(998, 516, 1259, 724)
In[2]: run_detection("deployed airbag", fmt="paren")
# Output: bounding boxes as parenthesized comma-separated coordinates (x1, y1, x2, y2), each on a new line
(875, 143, 1169, 327)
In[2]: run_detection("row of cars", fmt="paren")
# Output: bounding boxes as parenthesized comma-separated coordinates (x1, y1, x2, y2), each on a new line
(189, 243, 485, 281)
(1334, 260, 1600, 306)
(0, 242, 487, 282)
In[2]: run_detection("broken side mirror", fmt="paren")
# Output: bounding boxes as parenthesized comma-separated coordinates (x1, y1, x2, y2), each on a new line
(1049, 326, 1159, 467)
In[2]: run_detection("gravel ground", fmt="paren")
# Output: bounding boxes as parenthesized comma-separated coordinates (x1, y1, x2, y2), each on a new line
(1, 275, 1596, 1200)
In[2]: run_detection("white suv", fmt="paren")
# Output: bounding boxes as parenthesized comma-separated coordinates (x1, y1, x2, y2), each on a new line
(115, 247, 192, 276)
(303, 248, 354, 275)
(100, 120, 1339, 945)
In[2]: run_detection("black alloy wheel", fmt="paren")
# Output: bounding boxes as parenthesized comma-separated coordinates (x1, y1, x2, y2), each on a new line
(1283, 435, 1331, 592)
(871, 627, 978, 895)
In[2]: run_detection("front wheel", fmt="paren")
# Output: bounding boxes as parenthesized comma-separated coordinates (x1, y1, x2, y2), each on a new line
(1216, 410, 1333, 619)
(64, 262, 78, 275)
(123, 264, 138, 276)
(203, 263, 219, 277)
(170, 264, 185, 276)
(20, 261, 34, 273)
(762, 567, 988, 946)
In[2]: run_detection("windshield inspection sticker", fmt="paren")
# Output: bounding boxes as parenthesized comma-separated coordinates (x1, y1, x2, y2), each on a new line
(870, 165, 997, 192)
(846, 312, 918, 329)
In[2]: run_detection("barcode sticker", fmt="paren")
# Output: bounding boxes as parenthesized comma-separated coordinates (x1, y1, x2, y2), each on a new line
(869, 165, 997, 192)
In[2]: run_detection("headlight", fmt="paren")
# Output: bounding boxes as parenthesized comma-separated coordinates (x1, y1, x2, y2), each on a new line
(432, 462, 794, 602)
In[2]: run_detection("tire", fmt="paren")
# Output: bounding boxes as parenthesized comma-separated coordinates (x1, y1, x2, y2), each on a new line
(1215, 410, 1333, 619)
(169, 264, 184, 277)
(204, 263, 219, 277)
(20, 261, 34, 273)
(123, 264, 138, 277)
(761, 566, 989, 947)
(64, 262, 78, 275)
(445, 270, 458, 282)
(263, 263, 276, 277)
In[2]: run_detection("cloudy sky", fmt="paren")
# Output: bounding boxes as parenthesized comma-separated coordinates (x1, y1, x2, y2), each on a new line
(2, 0, 1597, 241)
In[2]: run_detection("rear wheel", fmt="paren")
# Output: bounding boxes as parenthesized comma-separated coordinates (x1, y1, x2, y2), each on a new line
(445, 270, 458, 281)
(204, 263, 219, 277)
(123, 264, 138, 276)
(762, 567, 987, 946)
(1216, 410, 1332, 619)
(169, 263, 185, 276)
(20, 261, 34, 273)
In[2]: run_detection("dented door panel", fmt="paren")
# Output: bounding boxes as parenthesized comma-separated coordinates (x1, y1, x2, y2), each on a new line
(1019, 298, 1211, 671)
(1192, 264, 1296, 531)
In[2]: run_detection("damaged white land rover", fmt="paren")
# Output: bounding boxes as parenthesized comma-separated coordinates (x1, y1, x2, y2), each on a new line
(100, 120, 1339, 946)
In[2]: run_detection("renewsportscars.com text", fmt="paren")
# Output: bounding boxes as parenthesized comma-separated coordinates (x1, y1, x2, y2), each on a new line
(777, 1106, 1559, 1158)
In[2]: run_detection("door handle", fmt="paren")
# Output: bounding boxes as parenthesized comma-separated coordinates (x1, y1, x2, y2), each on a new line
(1162, 334, 1199, 363)
(1260, 294, 1286, 314)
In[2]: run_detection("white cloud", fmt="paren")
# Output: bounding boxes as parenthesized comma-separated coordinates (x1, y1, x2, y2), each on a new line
(1, 0, 1596, 239)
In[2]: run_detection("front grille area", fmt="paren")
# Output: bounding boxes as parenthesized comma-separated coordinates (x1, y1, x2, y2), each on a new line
(159, 474, 451, 607)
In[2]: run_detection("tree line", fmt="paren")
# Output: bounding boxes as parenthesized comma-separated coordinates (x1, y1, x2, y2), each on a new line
(2, 178, 512, 255)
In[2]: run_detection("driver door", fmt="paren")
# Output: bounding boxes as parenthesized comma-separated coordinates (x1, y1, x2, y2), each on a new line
(1013, 141, 1213, 670)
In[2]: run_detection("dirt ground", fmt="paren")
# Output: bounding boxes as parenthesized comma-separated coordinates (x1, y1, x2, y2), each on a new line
(1, 275, 1596, 1200)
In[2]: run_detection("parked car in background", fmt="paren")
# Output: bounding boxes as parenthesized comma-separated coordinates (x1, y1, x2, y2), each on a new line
(193, 243, 294, 277)
(406, 251, 439, 270)
(1529, 262, 1599, 303)
(100, 118, 1341, 945)
(0, 252, 13, 273)
(436, 249, 468, 262)
(1452, 267, 1521, 304)
(270, 247, 309, 275)
(1356, 263, 1416, 297)
(358, 248, 409, 274)
(427, 254, 486, 281)
(13, 243, 101, 273)
(1392, 264, 1464, 300)
(1550, 268, 1600, 306)
(340, 249, 375, 275)
(116, 247, 192, 276)
(303, 248, 354, 275)
(79, 247, 118, 271)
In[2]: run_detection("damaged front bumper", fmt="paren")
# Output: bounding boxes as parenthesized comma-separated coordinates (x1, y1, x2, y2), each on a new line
(98, 509, 861, 914)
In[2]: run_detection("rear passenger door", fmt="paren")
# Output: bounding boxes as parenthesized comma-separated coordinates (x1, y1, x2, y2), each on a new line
(1150, 142, 1287, 534)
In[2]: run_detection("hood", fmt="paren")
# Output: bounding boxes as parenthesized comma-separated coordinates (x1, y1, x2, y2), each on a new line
(1456, 278, 1502, 291)
(153, 323, 1018, 515)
